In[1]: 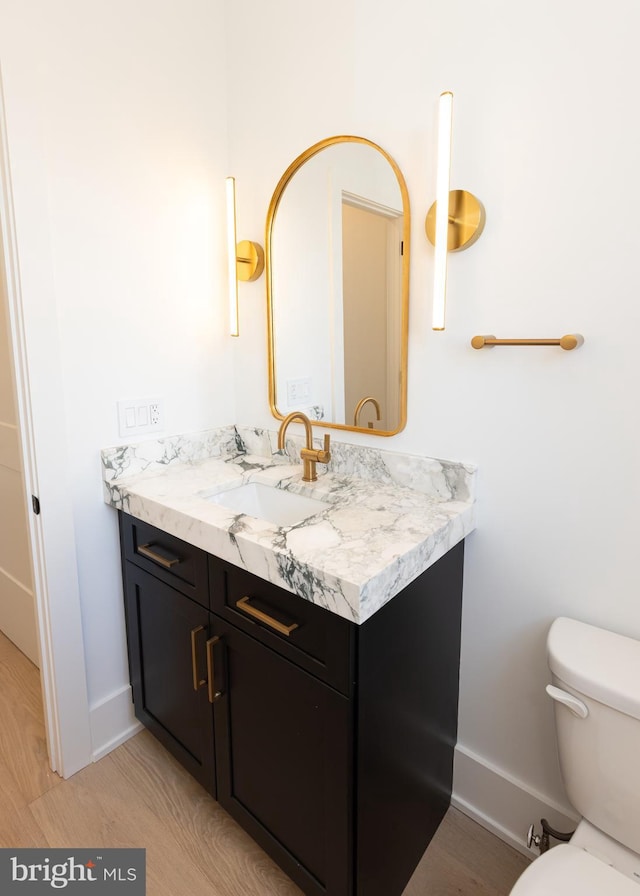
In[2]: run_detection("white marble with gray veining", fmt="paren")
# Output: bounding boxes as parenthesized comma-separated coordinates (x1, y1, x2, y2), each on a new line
(102, 425, 476, 624)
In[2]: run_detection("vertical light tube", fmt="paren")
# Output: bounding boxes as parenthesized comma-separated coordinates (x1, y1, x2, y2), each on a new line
(225, 176, 239, 337)
(432, 91, 453, 331)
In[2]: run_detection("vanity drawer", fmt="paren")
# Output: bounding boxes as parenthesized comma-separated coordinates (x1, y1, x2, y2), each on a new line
(211, 557, 353, 696)
(120, 513, 209, 608)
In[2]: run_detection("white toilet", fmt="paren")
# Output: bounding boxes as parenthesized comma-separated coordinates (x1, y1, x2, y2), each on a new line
(510, 616, 640, 894)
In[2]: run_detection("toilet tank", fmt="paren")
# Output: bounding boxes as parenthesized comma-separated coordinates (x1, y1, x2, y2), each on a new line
(547, 617, 640, 855)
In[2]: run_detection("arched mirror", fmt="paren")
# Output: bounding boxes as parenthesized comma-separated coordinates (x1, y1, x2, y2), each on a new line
(266, 136, 410, 435)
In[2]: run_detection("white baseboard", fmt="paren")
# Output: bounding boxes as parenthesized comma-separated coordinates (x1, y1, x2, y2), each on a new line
(89, 684, 143, 762)
(452, 743, 579, 858)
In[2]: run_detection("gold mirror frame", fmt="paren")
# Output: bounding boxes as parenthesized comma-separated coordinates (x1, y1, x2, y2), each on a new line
(265, 135, 410, 436)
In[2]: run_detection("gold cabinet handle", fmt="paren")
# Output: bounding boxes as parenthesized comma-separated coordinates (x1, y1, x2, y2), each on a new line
(137, 543, 180, 569)
(206, 636, 222, 703)
(190, 626, 206, 691)
(235, 595, 299, 637)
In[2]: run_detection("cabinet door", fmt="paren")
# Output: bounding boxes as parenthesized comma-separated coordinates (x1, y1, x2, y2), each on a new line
(213, 619, 353, 896)
(124, 563, 216, 796)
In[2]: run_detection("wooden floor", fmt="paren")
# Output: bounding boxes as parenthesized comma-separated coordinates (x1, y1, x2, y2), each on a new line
(0, 630, 530, 894)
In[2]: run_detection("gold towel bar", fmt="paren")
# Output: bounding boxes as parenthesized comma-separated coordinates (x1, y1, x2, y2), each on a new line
(471, 334, 584, 351)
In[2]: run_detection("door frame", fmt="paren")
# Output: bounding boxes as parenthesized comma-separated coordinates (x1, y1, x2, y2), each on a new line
(0, 68, 92, 777)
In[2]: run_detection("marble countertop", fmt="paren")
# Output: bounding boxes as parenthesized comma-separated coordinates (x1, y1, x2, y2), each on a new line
(102, 425, 477, 625)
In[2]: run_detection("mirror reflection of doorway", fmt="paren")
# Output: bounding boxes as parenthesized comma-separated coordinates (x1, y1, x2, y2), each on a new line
(342, 200, 402, 431)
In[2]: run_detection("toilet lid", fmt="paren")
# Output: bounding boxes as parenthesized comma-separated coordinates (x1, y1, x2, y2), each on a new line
(511, 844, 640, 895)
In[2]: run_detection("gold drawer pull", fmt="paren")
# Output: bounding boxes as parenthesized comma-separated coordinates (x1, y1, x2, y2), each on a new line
(236, 596, 299, 637)
(190, 626, 206, 691)
(138, 543, 180, 569)
(206, 636, 222, 703)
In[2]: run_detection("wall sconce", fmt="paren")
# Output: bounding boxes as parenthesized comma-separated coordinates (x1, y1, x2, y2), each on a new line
(225, 176, 265, 337)
(425, 91, 485, 330)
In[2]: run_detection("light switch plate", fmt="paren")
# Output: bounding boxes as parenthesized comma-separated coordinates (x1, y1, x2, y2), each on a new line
(286, 377, 312, 406)
(117, 398, 165, 437)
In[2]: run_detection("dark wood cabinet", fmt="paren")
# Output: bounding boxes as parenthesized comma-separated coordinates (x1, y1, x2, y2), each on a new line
(122, 563, 217, 795)
(213, 615, 352, 896)
(119, 511, 464, 896)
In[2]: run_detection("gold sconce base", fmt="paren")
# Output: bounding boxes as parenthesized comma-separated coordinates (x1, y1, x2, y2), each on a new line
(425, 189, 485, 252)
(237, 239, 265, 282)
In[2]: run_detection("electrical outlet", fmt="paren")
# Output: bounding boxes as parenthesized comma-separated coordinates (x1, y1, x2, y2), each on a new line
(149, 401, 163, 427)
(117, 398, 165, 437)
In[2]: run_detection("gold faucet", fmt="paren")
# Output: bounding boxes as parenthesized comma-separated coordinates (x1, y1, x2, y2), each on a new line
(277, 411, 331, 482)
(353, 396, 381, 429)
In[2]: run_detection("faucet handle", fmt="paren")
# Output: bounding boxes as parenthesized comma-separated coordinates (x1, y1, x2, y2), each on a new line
(318, 433, 331, 464)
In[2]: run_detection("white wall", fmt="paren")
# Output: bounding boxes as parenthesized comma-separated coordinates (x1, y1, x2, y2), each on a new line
(226, 0, 640, 849)
(0, 0, 234, 757)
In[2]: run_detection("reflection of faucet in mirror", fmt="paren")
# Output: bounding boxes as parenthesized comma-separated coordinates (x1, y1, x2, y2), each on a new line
(277, 411, 331, 483)
(353, 396, 381, 430)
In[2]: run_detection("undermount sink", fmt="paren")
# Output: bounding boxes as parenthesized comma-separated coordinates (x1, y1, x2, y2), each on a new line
(206, 482, 330, 528)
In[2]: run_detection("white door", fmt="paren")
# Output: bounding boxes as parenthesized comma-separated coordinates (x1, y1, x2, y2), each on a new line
(0, 71, 92, 776)
(0, 241, 38, 665)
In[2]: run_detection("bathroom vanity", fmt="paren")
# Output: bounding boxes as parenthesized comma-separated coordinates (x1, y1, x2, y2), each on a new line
(103, 425, 476, 896)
